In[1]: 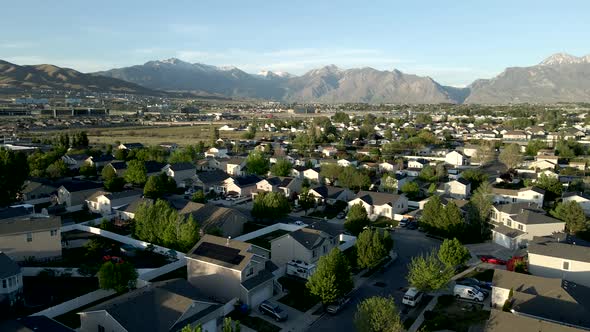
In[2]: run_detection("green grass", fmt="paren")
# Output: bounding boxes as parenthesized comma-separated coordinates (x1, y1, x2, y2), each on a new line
(245, 230, 290, 250)
(422, 297, 491, 332)
(228, 310, 281, 332)
(372, 216, 398, 228)
(277, 276, 320, 312)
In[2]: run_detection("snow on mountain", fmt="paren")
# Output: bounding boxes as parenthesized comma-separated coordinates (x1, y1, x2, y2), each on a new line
(539, 53, 590, 66)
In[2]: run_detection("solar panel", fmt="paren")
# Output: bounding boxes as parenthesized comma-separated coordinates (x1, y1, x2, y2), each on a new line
(194, 242, 245, 265)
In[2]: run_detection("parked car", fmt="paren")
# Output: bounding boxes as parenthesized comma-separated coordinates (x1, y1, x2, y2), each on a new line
(402, 287, 423, 307)
(399, 218, 410, 227)
(479, 255, 507, 265)
(453, 285, 484, 302)
(294, 220, 306, 226)
(259, 300, 288, 322)
(406, 221, 418, 230)
(456, 277, 492, 290)
(337, 211, 346, 219)
(326, 296, 351, 314)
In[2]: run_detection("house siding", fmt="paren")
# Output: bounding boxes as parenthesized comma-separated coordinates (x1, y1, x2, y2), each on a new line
(1, 230, 61, 261)
(528, 253, 590, 288)
(187, 258, 242, 303)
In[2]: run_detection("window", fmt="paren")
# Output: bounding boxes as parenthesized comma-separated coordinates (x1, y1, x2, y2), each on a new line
(512, 198, 517, 203)
(2, 279, 6, 288)
(8, 277, 13, 287)
(518, 224, 523, 231)
(98, 325, 105, 332)
(312, 250, 317, 258)
(247, 267, 254, 276)
(323, 246, 327, 254)
(563, 261, 570, 270)
(50, 229, 58, 236)
(506, 220, 512, 227)
(26, 233, 32, 242)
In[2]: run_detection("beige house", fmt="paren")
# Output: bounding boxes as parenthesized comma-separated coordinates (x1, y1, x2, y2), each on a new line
(303, 168, 321, 183)
(57, 181, 104, 211)
(0, 215, 62, 261)
(348, 191, 408, 220)
(490, 203, 564, 250)
(162, 162, 196, 188)
(254, 177, 302, 199)
(528, 235, 590, 288)
(204, 147, 228, 158)
(179, 202, 247, 238)
(85, 190, 143, 216)
(186, 235, 275, 307)
(79, 279, 225, 332)
(491, 186, 545, 206)
(309, 185, 355, 205)
(223, 175, 261, 197)
(491, 269, 590, 330)
(270, 224, 340, 266)
(224, 157, 246, 176)
(438, 178, 471, 199)
(445, 151, 469, 167)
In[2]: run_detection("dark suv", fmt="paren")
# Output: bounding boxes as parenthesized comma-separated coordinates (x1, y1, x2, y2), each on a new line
(259, 300, 288, 322)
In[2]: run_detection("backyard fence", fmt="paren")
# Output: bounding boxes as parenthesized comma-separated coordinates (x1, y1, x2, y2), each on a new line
(30, 289, 116, 318)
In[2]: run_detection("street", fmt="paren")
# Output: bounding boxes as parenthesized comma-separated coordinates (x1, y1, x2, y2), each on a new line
(309, 228, 441, 332)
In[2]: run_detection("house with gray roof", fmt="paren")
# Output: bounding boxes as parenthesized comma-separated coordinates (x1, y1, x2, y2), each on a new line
(57, 180, 104, 211)
(528, 234, 590, 288)
(0, 252, 23, 306)
(179, 202, 247, 238)
(485, 309, 586, 332)
(491, 269, 590, 330)
(348, 190, 409, 220)
(162, 162, 196, 188)
(79, 279, 225, 332)
(186, 235, 275, 308)
(85, 189, 143, 216)
(309, 185, 355, 205)
(490, 202, 564, 250)
(0, 215, 61, 261)
(270, 224, 339, 270)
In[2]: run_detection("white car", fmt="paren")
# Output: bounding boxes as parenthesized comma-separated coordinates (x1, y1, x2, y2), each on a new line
(453, 285, 484, 302)
(402, 287, 423, 307)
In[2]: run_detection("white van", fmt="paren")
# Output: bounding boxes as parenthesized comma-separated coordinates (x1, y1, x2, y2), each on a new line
(453, 285, 484, 302)
(402, 287, 423, 307)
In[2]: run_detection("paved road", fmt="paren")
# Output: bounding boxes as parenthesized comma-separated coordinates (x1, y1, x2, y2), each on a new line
(309, 228, 440, 332)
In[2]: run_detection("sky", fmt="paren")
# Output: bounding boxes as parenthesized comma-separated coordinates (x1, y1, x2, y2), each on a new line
(2, 0, 590, 87)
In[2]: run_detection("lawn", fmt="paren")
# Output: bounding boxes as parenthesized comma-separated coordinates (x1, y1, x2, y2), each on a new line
(228, 310, 281, 332)
(372, 216, 398, 228)
(308, 202, 347, 219)
(421, 295, 490, 332)
(246, 230, 290, 250)
(277, 276, 320, 312)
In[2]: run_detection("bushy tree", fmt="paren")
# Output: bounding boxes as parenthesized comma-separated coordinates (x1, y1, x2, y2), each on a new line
(407, 250, 454, 291)
(251, 191, 291, 220)
(320, 164, 341, 184)
(438, 238, 471, 267)
(354, 296, 403, 332)
(461, 169, 488, 192)
(499, 144, 523, 170)
(345, 203, 370, 236)
(79, 162, 97, 177)
(144, 173, 176, 198)
(339, 166, 371, 191)
(400, 182, 420, 199)
(98, 261, 138, 293)
(298, 187, 315, 215)
(536, 174, 563, 201)
(191, 190, 207, 203)
(552, 201, 589, 234)
(525, 139, 547, 156)
(381, 173, 398, 193)
(356, 229, 391, 269)
(125, 160, 147, 185)
(46, 159, 68, 178)
(306, 248, 353, 304)
(421, 196, 465, 238)
(101, 164, 117, 181)
(270, 158, 292, 177)
(245, 150, 269, 176)
(0, 149, 29, 206)
(473, 141, 496, 165)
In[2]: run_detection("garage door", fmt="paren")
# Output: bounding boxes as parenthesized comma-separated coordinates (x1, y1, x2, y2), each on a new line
(249, 282, 273, 308)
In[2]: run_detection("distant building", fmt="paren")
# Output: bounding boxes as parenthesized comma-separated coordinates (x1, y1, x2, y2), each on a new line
(0, 252, 23, 307)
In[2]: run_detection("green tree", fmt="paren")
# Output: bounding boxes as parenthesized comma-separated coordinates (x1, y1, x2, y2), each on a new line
(332, 111, 350, 123)
(101, 164, 117, 181)
(0, 149, 29, 206)
(306, 248, 353, 304)
(222, 317, 241, 332)
(536, 174, 563, 201)
(298, 187, 315, 215)
(354, 296, 403, 332)
(474, 141, 496, 166)
(245, 150, 269, 176)
(270, 158, 292, 177)
(46, 159, 68, 178)
(421, 195, 442, 232)
(144, 173, 176, 199)
(400, 182, 420, 199)
(105, 177, 126, 192)
(552, 201, 589, 234)
(345, 203, 370, 236)
(180, 323, 203, 332)
(79, 162, 97, 177)
(356, 229, 389, 269)
(191, 190, 207, 203)
(114, 148, 128, 161)
(499, 143, 523, 170)
(407, 250, 454, 291)
(525, 139, 547, 156)
(438, 238, 471, 267)
(419, 165, 438, 182)
(125, 160, 147, 185)
(320, 164, 341, 184)
(461, 169, 488, 192)
(98, 261, 138, 293)
(381, 173, 398, 193)
(251, 192, 291, 220)
(467, 182, 493, 240)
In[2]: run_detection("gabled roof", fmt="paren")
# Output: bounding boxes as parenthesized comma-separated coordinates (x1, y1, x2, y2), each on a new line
(115, 197, 153, 214)
(120, 142, 144, 149)
(287, 228, 331, 250)
(0, 252, 21, 279)
(529, 236, 590, 263)
(310, 185, 345, 199)
(0, 316, 75, 332)
(494, 202, 545, 215)
(82, 279, 221, 332)
(485, 309, 584, 332)
(90, 154, 115, 163)
(0, 216, 61, 236)
(109, 161, 127, 170)
(187, 235, 254, 271)
(231, 175, 262, 187)
(355, 190, 403, 206)
(144, 161, 166, 174)
(60, 180, 103, 193)
(197, 170, 230, 184)
(0, 206, 32, 220)
(167, 162, 196, 172)
(179, 202, 248, 233)
(512, 209, 562, 225)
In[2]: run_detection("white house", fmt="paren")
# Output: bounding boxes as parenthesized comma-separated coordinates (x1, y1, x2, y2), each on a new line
(85, 190, 143, 216)
(0, 253, 23, 307)
(337, 159, 357, 167)
(224, 157, 246, 177)
(348, 191, 408, 220)
(408, 159, 428, 169)
(303, 168, 321, 183)
(445, 151, 470, 167)
(204, 147, 228, 158)
(438, 178, 471, 199)
(162, 162, 196, 188)
(562, 192, 590, 216)
(308, 185, 355, 205)
(528, 234, 590, 288)
(270, 225, 340, 267)
(489, 203, 564, 249)
(491, 186, 545, 206)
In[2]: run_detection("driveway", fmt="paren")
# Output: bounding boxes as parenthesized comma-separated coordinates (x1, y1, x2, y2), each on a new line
(308, 228, 440, 332)
(251, 299, 307, 332)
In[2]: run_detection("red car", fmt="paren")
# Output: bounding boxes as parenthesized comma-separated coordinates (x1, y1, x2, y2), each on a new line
(479, 255, 506, 265)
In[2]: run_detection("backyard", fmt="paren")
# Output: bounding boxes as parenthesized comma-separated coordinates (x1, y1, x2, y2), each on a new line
(277, 276, 319, 312)
(245, 229, 290, 250)
(420, 295, 490, 332)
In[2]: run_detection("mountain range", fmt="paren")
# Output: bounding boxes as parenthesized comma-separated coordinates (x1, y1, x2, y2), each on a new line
(2, 53, 590, 104)
(0, 60, 159, 95)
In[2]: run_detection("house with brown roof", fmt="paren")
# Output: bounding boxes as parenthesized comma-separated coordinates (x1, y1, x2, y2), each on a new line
(179, 202, 247, 238)
(186, 235, 275, 307)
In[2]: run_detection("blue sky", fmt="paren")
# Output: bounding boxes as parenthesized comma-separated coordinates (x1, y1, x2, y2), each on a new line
(2, 0, 590, 86)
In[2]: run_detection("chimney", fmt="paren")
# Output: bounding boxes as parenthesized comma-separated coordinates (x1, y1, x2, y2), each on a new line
(226, 236, 231, 246)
